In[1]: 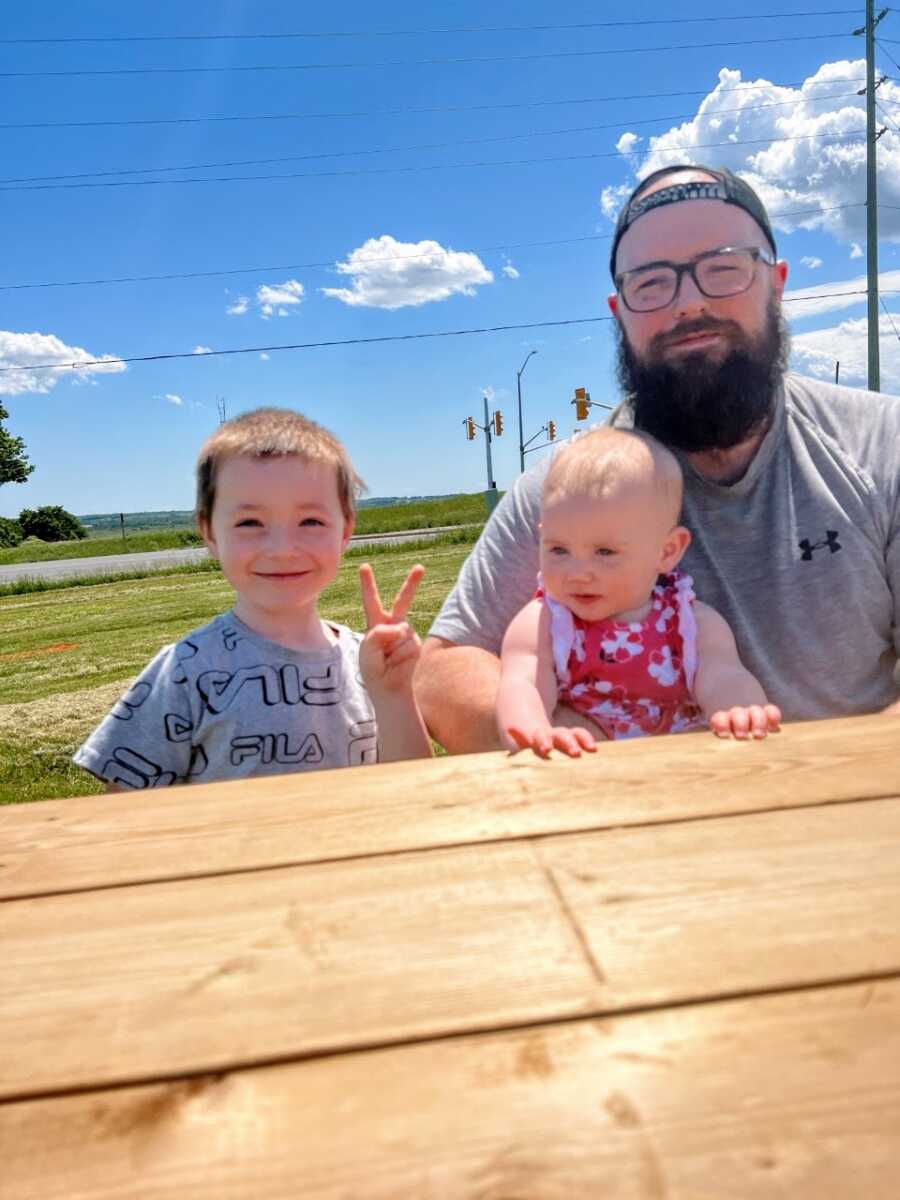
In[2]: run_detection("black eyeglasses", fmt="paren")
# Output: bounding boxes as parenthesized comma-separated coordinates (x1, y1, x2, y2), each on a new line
(615, 245, 776, 313)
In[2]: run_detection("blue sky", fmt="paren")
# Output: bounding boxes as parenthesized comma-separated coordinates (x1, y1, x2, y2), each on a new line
(2, 1, 900, 518)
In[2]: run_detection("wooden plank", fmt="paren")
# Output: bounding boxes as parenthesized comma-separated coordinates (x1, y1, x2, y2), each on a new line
(3, 713, 899, 900)
(2, 977, 898, 1199)
(0, 843, 599, 1101)
(538, 796, 900, 1009)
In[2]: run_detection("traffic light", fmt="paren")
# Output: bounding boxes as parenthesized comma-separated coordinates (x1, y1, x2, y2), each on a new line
(493, 410, 503, 436)
(573, 386, 591, 421)
(464, 416, 476, 440)
(547, 420, 557, 442)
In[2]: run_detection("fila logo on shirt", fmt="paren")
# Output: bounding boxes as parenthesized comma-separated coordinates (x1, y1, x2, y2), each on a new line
(798, 531, 842, 562)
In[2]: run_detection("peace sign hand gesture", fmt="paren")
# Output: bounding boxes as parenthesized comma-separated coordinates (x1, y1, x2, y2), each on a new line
(358, 563, 426, 700)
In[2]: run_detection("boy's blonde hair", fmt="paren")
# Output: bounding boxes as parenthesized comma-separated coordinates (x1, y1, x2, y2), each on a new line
(195, 407, 366, 526)
(543, 427, 684, 526)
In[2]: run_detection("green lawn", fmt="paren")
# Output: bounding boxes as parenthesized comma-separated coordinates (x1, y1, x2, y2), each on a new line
(0, 493, 490, 566)
(0, 536, 474, 805)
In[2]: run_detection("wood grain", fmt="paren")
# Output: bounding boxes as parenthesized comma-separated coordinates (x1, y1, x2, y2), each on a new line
(2, 713, 898, 900)
(538, 796, 900, 1008)
(0, 842, 599, 1101)
(3, 977, 898, 1199)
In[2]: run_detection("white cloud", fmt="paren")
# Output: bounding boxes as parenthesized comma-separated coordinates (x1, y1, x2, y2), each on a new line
(502, 263, 521, 279)
(321, 235, 493, 309)
(193, 345, 213, 354)
(161, 393, 183, 406)
(792, 314, 900, 391)
(602, 61, 900, 245)
(850, 242, 864, 258)
(259, 352, 270, 360)
(783, 269, 900, 320)
(226, 296, 249, 316)
(0, 330, 125, 397)
(257, 279, 304, 319)
(800, 256, 823, 269)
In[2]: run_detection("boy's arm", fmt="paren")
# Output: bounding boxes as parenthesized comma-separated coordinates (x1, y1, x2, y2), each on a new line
(498, 600, 597, 758)
(692, 602, 782, 739)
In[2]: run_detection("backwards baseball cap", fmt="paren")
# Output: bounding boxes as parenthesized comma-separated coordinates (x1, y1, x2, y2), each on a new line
(609, 164, 777, 277)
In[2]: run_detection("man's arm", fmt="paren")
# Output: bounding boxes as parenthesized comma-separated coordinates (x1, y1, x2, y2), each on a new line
(415, 636, 505, 753)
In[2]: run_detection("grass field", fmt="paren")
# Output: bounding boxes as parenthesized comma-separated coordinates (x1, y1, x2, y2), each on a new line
(0, 493, 490, 566)
(0, 535, 475, 805)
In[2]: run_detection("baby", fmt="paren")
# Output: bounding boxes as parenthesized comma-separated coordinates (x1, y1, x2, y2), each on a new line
(496, 427, 781, 756)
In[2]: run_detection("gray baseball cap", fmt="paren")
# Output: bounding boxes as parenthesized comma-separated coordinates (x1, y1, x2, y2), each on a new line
(610, 164, 777, 277)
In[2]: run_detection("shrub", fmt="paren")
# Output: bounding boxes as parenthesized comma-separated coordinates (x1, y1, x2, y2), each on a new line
(18, 505, 87, 543)
(0, 516, 22, 548)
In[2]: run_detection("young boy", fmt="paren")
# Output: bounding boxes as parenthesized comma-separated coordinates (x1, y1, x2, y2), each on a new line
(74, 408, 432, 790)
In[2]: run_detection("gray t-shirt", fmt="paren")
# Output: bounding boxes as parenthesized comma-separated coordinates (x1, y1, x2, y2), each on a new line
(74, 613, 378, 788)
(430, 373, 900, 722)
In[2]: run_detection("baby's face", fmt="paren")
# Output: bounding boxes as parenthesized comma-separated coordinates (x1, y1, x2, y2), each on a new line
(539, 484, 681, 623)
(200, 454, 352, 625)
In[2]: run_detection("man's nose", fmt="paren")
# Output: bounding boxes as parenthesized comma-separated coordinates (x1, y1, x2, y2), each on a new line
(672, 268, 708, 318)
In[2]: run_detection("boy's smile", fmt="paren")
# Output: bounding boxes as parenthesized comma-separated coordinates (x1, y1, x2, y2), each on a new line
(199, 454, 353, 650)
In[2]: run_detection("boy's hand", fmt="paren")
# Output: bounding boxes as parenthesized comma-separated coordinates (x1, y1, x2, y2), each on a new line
(709, 704, 782, 740)
(506, 723, 598, 759)
(358, 563, 425, 697)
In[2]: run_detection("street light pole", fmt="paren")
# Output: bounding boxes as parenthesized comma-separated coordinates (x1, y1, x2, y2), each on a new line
(516, 349, 538, 473)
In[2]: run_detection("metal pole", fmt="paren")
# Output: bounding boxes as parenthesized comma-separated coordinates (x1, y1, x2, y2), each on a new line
(516, 349, 537, 473)
(483, 393, 495, 490)
(865, 0, 881, 391)
(835, 360, 840, 385)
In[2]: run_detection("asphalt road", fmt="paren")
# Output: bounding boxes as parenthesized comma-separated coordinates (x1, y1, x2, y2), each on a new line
(0, 526, 475, 586)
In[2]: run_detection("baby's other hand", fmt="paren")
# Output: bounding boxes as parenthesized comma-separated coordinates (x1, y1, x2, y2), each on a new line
(506, 724, 598, 759)
(709, 704, 782, 740)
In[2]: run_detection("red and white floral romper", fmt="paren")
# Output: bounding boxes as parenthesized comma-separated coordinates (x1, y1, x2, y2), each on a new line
(542, 569, 704, 740)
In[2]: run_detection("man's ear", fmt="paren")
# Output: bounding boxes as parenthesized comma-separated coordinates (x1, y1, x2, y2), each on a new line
(607, 293, 619, 316)
(659, 525, 691, 573)
(774, 259, 789, 298)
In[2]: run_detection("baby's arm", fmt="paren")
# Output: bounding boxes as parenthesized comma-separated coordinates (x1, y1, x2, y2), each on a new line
(692, 602, 781, 739)
(497, 599, 597, 758)
(358, 564, 433, 762)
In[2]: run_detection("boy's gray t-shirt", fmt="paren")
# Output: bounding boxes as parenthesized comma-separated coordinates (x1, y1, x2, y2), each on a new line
(430, 374, 900, 721)
(74, 613, 377, 788)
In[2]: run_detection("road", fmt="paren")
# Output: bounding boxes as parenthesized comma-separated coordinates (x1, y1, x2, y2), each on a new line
(0, 526, 475, 586)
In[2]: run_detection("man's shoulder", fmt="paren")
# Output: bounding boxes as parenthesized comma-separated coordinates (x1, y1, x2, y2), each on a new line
(786, 372, 900, 428)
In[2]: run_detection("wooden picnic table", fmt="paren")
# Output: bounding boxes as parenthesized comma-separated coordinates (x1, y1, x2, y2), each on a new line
(1, 712, 899, 1198)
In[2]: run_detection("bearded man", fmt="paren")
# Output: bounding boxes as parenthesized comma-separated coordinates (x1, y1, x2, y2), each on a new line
(415, 164, 900, 751)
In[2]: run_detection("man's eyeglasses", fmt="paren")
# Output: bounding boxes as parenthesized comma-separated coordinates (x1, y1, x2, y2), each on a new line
(615, 245, 776, 313)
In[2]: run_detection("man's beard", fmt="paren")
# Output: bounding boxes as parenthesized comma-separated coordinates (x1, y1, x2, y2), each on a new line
(615, 298, 790, 453)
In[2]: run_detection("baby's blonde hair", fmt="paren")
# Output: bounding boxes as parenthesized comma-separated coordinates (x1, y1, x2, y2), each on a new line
(542, 427, 684, 527)
(195, 407, 366, 526)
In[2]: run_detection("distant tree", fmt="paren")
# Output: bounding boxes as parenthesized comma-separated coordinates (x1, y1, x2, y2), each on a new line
(0, 516, 22, 547)
(18, 505, 87, 542)
(0, 401, 34, 487)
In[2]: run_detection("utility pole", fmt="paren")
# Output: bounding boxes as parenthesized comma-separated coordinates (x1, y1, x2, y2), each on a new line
(856, 1, 888, 390)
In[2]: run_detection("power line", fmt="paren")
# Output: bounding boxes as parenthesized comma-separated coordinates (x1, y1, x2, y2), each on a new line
(0, 78, 866, 132)
(0, 287, 891, 376)
(0, 33, 856, 78)
(0, 204, 864, 293)
(0, 11, 860, 43)
(0, 129, 868, 193)
(880, 295, 900, 339)
(1, 91, 864, 186)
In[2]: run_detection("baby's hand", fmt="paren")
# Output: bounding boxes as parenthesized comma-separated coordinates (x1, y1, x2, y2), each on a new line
(358, 563, 425, 698)
(709, 704, 782, 740)
(506, 723, 598, 759)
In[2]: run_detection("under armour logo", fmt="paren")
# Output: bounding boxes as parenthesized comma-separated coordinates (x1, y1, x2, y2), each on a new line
(799, 531, 841, 561)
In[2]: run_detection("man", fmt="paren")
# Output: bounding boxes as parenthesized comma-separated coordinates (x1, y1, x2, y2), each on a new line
(416, 163, 900, 752)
